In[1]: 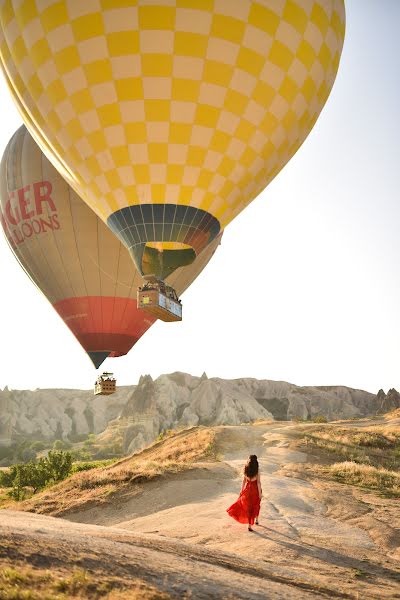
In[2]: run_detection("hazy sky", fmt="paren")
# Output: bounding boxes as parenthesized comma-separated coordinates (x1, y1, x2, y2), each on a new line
(0, 1, 399, 393)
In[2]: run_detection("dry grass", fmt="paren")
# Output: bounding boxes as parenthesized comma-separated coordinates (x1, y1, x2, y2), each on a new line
(0, 562, 168, 599)
(12, 426, 217, 516)
(329, 461, 400, 497)
(251, 419, 274, 425)
(302, 424, 400, 470)
(299, 418, 400, 496)
(305, 426, 400, 449)
(384, 408, 400, 420)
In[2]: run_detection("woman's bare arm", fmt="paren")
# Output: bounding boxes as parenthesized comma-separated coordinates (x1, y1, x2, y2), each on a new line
(241, 476, 246, 493)
(257, 472, 262, 498)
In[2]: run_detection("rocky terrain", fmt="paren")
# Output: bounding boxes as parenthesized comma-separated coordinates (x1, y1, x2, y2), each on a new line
(1, 373, 399, 457)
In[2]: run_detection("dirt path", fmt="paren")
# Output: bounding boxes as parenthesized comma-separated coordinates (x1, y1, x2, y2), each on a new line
(65, 422, 400, 598)
(2, 423, 399, 598)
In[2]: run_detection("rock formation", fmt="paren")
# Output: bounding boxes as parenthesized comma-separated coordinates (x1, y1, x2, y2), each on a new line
(0, 374, 395, 455)
(0, 385, 130, 447)
(375, 388, 400, 414)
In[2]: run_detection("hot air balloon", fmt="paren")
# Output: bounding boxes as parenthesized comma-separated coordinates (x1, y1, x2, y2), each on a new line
(0, 126, 221, 368)
(0, 1, 345, 304)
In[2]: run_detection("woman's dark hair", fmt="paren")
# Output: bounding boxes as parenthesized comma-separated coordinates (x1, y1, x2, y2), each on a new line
(244, 454, 258, 479)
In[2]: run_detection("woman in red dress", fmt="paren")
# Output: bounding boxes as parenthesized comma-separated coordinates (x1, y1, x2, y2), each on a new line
(227, 455, 262, 532)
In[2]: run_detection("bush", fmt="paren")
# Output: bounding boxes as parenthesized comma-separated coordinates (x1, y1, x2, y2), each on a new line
(72, 459, 117, 473)
(313, 415, 328, 423)
(0, 451, 73, 500)
(157, 429, 174, 441)
(53, 439, 71, 451)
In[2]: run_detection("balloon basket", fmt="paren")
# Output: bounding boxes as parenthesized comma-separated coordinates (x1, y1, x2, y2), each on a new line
(138, 278, 182, 322)
(94, 372, 117, 396)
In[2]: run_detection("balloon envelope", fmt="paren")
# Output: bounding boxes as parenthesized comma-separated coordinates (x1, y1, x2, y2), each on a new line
(0, 1, 345, 278)
(0, 126, 221, 367)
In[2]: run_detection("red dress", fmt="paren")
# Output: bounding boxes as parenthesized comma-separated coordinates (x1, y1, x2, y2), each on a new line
(227, 478, 260, 525)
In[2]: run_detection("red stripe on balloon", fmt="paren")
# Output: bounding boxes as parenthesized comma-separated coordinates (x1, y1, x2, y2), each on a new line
(53, 296, 156, 356)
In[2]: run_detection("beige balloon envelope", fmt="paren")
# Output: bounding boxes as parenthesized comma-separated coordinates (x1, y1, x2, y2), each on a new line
(0, 126, 221, 368)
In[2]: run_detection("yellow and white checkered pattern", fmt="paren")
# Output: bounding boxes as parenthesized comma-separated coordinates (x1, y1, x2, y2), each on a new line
(0, 1, 345, 229)
(0, 124, 221, 304)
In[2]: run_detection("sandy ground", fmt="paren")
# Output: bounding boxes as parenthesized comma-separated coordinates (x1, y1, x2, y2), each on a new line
(1, 422, 399, 598)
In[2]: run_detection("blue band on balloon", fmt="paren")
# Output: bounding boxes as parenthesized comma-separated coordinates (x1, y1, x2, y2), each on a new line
(107, 204, 220, 252)
(107, 204, 221, 278)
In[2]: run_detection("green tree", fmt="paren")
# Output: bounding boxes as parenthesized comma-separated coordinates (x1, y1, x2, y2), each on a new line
(46, 451, 73, 482)
(26, 459, 50, 493)
(7, 464, 32, 500)
(0, 451, 73, 500)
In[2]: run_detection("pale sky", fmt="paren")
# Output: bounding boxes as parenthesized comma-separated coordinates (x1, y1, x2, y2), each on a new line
(0, 1, 399, 394)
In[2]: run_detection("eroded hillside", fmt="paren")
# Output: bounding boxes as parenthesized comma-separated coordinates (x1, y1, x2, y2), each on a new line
(2, 373, 396, 461)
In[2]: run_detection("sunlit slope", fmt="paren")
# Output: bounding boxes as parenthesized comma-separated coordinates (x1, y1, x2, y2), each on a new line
(14, 426, 219, 516)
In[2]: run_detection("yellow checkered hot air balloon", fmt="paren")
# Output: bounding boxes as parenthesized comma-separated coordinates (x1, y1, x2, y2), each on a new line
(0, 1, 345, 288)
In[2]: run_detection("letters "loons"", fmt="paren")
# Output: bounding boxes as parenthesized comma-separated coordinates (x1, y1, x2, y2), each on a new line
(0, 181, 60, 247)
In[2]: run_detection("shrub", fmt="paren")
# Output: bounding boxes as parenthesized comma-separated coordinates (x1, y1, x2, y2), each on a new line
(72, 459, 117, 473)
(53, 439, 72, 451)
(313, 415, 328, 423)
